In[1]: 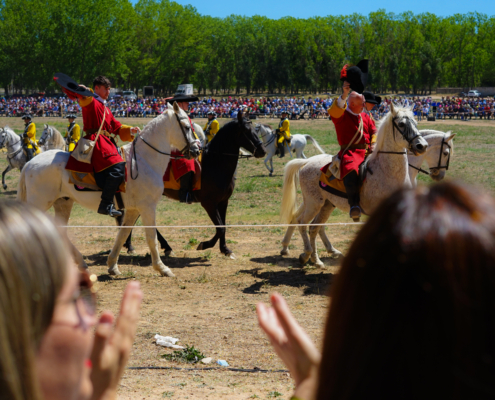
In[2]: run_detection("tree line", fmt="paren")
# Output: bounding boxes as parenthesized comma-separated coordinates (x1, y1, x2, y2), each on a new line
(1, 0, 494, 96)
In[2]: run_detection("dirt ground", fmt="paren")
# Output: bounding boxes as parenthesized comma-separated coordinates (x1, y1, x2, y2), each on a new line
(1, 115, 494, 399)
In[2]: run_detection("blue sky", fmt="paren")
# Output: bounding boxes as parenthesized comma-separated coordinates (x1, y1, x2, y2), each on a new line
(152, 0, 493, 19)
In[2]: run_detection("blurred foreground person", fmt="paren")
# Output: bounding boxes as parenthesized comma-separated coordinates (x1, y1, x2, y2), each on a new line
(258, 181, 495, 400)
(0, 201, 142, 400)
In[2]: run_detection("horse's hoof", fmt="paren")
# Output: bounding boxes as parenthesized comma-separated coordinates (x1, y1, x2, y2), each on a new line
(108, 265, 122, 276)
(196, 243, 204, 251)
(2, 184, 7, 190)
(313, 259, 325, 268)
(165, 250, 175, 257)
(153, 263, 175, 277)
(127, 247, 136, 255)
(228, 253, 236, 260)
(331, 250, 343, 258)
(299, 253, 309, 265)
(269, 172, 273, 177)
(280, 248, 290, 256)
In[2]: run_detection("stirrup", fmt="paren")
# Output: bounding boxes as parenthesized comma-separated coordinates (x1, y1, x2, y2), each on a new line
(98, 203, 122, 218)
(349, 206, 361, 222)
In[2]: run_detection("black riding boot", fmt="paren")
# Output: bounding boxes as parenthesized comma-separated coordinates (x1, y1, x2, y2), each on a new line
(277, 142, 285, 158)
(25, 148, 34, 162)
(343, 171, 361, 221)
(179, 171, 194, 204)
(95, 162, 125, 218)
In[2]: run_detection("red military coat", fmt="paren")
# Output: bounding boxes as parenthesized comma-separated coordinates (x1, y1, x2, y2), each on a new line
(65, 94, 133, 173)
(328, 100, 376, 179)
(169, 117, 199, 180)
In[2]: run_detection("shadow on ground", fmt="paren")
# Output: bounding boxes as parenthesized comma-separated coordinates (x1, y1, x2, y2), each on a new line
(85, 252, 212, 269)
(241, 262, 334, 296)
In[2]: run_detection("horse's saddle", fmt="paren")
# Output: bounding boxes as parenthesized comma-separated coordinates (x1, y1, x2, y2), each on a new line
(319, 159, 372, 199)
(163, 158, 202, 191)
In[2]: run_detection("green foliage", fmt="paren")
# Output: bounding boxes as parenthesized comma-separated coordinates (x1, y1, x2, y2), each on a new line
(161, 345, 205, 363)
(1, 2, 494, 95)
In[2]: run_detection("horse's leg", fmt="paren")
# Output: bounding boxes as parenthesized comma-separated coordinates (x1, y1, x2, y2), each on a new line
(269, 156, 274, 176)
(264, 154, 272, 176)
(156, 229, 174, 256)
(117, 213, 135, 254)
(139, 208, 174, 277)
(281, 202, 304, 256)
(2, 165, 11, 190)
(52, 198, 87, 270)
(217, 199, 234, 258)
(107, 209, 144, 276)
(297, 199, 323, 265)
(197, 203, 222, 252)
(316, 202, 343, 258)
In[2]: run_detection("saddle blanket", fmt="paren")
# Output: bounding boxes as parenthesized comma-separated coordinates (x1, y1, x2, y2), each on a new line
(163, 158, 201, 191)
(319, 163, 347, 199)
(68, 147, 127, 192)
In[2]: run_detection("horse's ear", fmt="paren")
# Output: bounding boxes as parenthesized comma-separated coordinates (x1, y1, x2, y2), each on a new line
(446, 131, 456, 142)
(173, 101, 180, 114)
(390, 102, 396, 116)
(237, 110, 243, 123)
(167, 102, 173, 110)
(44, 124, 48, 128)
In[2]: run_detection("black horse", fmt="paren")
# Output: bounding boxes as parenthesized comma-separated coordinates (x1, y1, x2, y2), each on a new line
(121, 111, 266, 256)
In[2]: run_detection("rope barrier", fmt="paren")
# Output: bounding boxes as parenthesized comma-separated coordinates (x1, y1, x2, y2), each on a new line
(62, 222, 364, 229)
(128, 366, 289, 374)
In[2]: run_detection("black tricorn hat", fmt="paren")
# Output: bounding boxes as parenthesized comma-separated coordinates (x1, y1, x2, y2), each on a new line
(340, 59, 368, 94)
(21, 113, 32, 120)
(66, 113, 77, 119)
(53, 73, 94, 98)
(363, 91, 382, 106)
(165, 94, 199, 104)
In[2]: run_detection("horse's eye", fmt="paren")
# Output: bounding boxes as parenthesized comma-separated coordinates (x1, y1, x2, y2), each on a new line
(444, 151, 449, 156)
(399, 122, 405, 128)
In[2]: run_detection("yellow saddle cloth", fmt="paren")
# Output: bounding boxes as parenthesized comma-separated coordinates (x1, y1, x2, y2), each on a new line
(319, 168, 346, 196)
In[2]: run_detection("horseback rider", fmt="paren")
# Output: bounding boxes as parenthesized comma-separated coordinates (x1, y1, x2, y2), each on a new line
(204, 111, 219, 143)
(327, 60, 376, 221)
(57, 74, 141, 218)
(165, 94, 201, 204)
(21, 114, 39, 161)
(363, 91, 381, 155)
(276, 110, 291, 158)
(64, 113, 80, 152)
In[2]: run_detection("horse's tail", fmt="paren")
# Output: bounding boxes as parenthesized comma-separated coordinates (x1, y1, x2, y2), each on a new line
(280, 158, 310, 224)
(17, 167, 27, 202)
(304, 135, 326, 154)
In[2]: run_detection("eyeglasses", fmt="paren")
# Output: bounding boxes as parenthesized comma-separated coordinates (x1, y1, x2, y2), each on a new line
(54, 271, 98, 331)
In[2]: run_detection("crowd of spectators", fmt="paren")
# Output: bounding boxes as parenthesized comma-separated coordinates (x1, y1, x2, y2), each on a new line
(1, 93, 494, 122)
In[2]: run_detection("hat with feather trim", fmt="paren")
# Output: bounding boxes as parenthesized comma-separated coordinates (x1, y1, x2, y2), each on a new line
(340, 60, 368, 94)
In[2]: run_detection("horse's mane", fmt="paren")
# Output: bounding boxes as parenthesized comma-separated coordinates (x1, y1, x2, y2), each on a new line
(50, 126, 65, 149)
(207, 119, 240, 150)
(369, 104, 415, 162)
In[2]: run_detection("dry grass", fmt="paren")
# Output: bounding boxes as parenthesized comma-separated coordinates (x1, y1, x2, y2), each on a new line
(1, 115, 494, 399)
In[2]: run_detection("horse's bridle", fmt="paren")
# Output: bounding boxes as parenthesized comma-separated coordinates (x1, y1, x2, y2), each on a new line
(131, 111, 197, 180)
(38, 127, 52, 146)
(255, 124, 277, 147)
(378, 116, 421, 156)
(409, 135, 451, 176)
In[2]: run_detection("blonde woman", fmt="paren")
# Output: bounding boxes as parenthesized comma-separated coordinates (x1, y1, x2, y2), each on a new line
(0, 201, 142, 400)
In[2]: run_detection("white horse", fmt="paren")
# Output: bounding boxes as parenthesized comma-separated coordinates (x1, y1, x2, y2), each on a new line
(0, 125, 66, 190)
(38, 124, 66, 152)
(279, 103, 428, 267)
(280, 129, 456, 264)
(17, 102, 200, 277)
(409, 130, 455, 185)
(255, 124, 326, 176)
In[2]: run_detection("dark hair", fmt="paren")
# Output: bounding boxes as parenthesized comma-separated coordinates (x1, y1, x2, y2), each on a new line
(317, 181, 495, 400)
(93, 75, 111, 88)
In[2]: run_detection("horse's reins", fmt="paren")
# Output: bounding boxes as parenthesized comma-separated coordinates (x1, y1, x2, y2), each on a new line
(255, 125, 277, 147)
(131, 112, 196, 180)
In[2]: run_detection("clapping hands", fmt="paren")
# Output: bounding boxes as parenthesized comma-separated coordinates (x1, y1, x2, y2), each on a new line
(257, 293, 321, 400)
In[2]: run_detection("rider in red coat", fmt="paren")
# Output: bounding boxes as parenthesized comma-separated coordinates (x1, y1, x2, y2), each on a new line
(164, 94, 200, 204)
(60, 75, 140, 217)
(327, 60, 375, 221)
